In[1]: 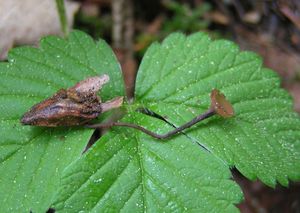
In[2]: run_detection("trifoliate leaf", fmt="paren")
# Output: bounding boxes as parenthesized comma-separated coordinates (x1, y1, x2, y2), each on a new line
(2, 31, 300, 213)
(53, 32, 300, 212)
(0, 30, 123, 212)
(51, 33, 247, 212)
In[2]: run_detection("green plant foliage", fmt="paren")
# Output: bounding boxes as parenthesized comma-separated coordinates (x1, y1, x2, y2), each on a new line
(135, 33, 300, 187)
(56, 0, 68, 37)
(0, 31, 299, 212)
(0, 31, 123, 212)
(52, 116, 242, 212)
(162, 1, 211, 34)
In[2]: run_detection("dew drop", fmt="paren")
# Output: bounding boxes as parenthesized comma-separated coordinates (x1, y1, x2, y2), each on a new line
(94, 178, 103, 183)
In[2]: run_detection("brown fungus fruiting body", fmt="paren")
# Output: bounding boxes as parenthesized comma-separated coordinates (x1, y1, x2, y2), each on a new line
(210, 89, 234, 118)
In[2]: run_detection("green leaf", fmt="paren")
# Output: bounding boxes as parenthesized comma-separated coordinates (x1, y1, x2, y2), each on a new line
(0, 30, 123, 212)
(53, 32, 299, 212)
(52, 118, 242, 212)
(51, 33, 245, 212)
(135, 33, 300, 186)
(2, 31, 300, 213)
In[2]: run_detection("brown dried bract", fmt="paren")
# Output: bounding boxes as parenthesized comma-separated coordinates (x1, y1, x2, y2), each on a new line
(21, 75, 123, 127)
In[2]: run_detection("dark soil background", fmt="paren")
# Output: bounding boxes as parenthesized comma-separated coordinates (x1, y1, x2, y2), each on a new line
(76, 0, 300, 212)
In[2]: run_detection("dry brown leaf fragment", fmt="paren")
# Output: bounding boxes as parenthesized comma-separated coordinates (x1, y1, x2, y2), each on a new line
(0, 0, 80, 60)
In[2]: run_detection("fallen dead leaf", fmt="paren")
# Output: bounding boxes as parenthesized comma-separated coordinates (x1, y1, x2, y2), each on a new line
(0, 0, 80, 60)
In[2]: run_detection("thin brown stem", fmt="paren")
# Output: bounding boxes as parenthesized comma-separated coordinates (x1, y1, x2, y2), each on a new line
(86, 108, 215, 139)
